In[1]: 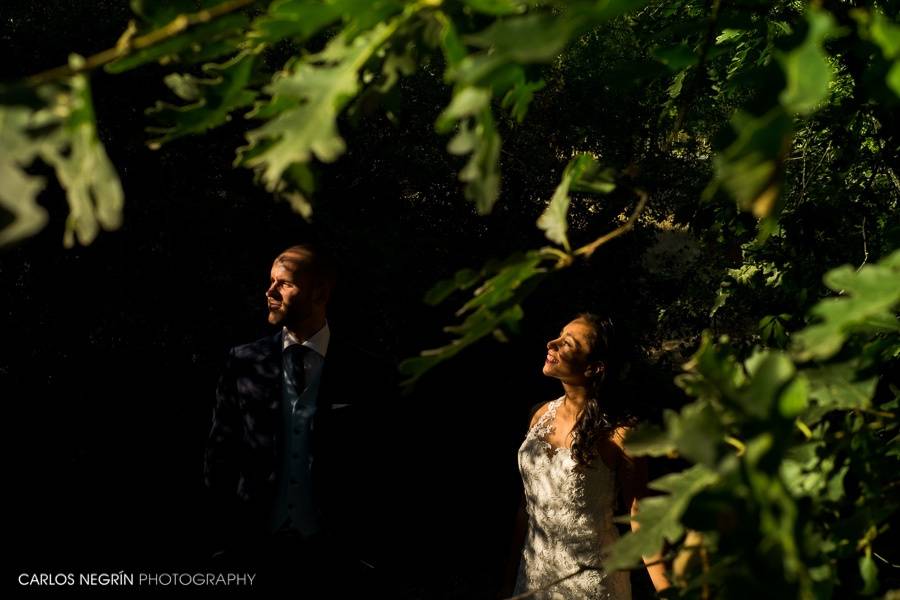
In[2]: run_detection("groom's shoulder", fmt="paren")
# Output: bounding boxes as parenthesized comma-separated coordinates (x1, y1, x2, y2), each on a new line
(229, 332, 280, 362)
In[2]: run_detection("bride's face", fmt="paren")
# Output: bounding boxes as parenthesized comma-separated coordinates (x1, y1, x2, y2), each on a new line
(543, 318, 602, 383)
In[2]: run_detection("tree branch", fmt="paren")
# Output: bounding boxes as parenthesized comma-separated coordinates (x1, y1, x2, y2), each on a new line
(21, 0, 258, 88)
(572, 190, 649, 259)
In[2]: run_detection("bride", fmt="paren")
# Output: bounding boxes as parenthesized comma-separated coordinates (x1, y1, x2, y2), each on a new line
(512, 313, 670, 599)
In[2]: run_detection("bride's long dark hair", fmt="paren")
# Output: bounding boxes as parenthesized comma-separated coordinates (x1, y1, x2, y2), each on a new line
(570, 312, 635, 468)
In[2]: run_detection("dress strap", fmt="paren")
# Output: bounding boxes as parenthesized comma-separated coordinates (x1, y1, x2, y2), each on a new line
(529, 397, 564, 439)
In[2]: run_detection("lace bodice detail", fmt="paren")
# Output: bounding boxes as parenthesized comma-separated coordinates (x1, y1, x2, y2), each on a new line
(515, 398, 631, 599)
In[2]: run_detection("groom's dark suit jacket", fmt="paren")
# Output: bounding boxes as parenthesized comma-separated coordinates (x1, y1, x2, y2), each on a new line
(203, 328, 395, 563)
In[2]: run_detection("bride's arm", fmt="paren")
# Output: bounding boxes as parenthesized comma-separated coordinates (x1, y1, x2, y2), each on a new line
(613, 428, 671, 593)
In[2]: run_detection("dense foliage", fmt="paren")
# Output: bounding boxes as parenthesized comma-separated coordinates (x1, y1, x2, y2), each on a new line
(2, 0, 898, 597)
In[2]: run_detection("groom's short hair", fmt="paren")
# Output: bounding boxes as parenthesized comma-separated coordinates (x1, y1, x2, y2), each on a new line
(276, 242, 338, 295)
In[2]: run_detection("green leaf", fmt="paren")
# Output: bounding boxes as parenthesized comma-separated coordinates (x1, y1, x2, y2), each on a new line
(452, 110, 501, 214)
(130, 0, 229, 29)
(436, 86, 491, 133)
(499, 68, 545, 122)
(239, 14, 408, 192)
(759, 313, 790, 347)
(605, 464, 719, 571)
(778, 374, 808, 418)
(105, 14, 249, 74)
(778, 8, 838, 115)
(248, 0, 342, 44)
(792, 250, 900, 361)
(454, 0, 648, 86)
(870, 10, 900, 58)
(706, 107, 792, 217)
(536, 152, 616, 249)
(670, 402, 725, 466)
(461, 0, 529, 16)
(0, 106, 49, 247)
(433, 10, 466, 77)
(741, 350, 796, 419)
(401, 250, 550, 385)
(537, 155, 583, 250)
(456, 13, 583, 86)
(709, 286, 731, 318)
(631, 402, 726, 465)
(826, 464, 847, 502)
(677, 332, 747, 403)
(868, 9, 900, 96)
(652, 43, 698, 71)
(423, 267, 480, 306)
(535, 174, 571, 249)
(802, 361, 877, 421)
(456, 251, 546, 315)
(378, 43, 417, 93)
(859, 549, 878, 595)
(399, 303, 525, 384)
(0, 57, 124, 248)
(436, 86, 502, 214)
(623, 423, 675, 457)
(146, 51, 258, 146)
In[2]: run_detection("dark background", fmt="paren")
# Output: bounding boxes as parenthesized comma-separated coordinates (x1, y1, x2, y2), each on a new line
(1, 2, 678, 596)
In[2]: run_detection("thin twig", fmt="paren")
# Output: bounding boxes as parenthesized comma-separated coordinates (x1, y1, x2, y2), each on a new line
(21, 0, 258, 87)
(504, 566, 587, 600)
(663, 0, 723, 152)
(573, 190, 649, 259)
(873, 552, 900, 569)
(539, 246, 575, 269)
(801, 140, 832, 199)
(856, 215, 868, 271)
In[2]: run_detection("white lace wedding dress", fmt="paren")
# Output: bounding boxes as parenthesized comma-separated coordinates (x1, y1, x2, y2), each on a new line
(514, 397, 631, 599)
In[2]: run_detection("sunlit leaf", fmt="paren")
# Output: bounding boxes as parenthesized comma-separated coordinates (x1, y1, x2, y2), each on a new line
(498, 67, 545, 122)
(239, 15, 408, 191)
(792, 250, 900, 361)
(706, 107, 792, 218)
(859, 549, 879, 595)
(741, 350, 795, 419)
(0, 106, 49, 246)
(436, 86, 490, 133)
(105, 14, 249, 73)
(400, 250, 551, 385)
(778, 8, 838, 115)
(536, 153, 615, 250)
(628, 401, 725, 466)
(0, 57, 123, 248)
(130, 0, 229, 29)
(802, 361, 877, 422)
(623, 422, 674, 457)
(866, 9, 900, 97)
(146, 51, 258, 146)
(423, 267, 480, 306)
(778, 374, 808, 418)
(455, 13, 583, 86)
(652, 43, 698, 71)
(461, 0, 529, 16)
(248, 0, 342, 43)
(536, 157, 578, 250)
(605, 464, 719, 571)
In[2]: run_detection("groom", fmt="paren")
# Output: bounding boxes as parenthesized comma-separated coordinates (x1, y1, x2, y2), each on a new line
(203, 242, 392, 592)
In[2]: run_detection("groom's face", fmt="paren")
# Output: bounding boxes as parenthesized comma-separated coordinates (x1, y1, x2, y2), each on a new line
(265, 251, 324, 328)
